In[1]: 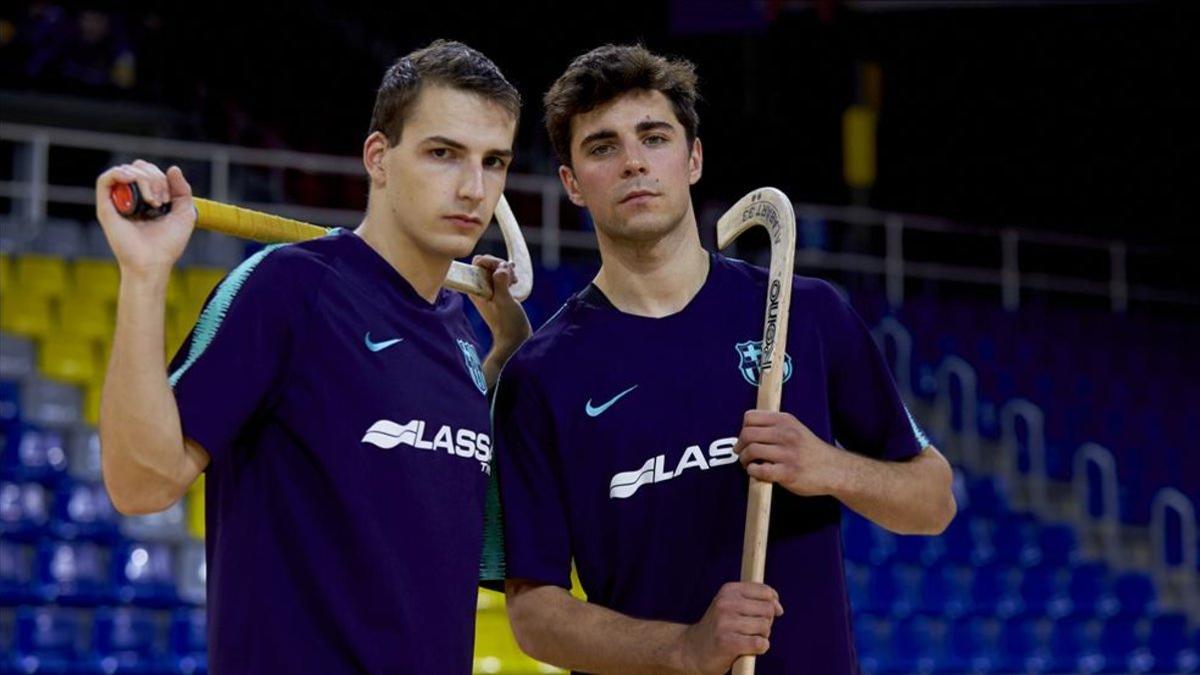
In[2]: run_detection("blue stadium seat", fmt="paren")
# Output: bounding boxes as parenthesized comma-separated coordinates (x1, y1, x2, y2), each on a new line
(939, 514, 992, 566)
(1037, 523, 1079, 569)
(114, 542, 179, 607)
(8, 606, 85, 674)
(1049, 617, 1102, 673)
(0, 425, 68, 483)
(1096, 617, 1145, 673)
(918, 564, 972, 618)
(854, 613, 892, 675)
(37, 540, 114, 607)
(175, 540, 206, 606)
(889, 615, 951, 674)
(0, 539, 46, 606)
(1067, 562, 1116, 618)
(971, 564, 1022, 618)
(162, 608, 207, 675)
(0, 480, 51, 541)
(1111, 572, 1156, 618)
(90, 607, 162, 674)
(946, 617, 1002, 674)
(1020, 565, 1071, 618)
(65, 426, 103, 482)
(991, 513, 1041, 567)
(0, 379, 21, 429)
(51, 480, 120, 542)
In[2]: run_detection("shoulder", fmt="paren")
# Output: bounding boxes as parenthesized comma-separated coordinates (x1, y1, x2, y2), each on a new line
(498, 297, 586, 389)
(209, 234, 341, 318)
(713, 253, 845, 307)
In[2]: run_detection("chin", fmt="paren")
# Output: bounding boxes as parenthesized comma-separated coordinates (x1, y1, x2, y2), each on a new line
(428, 232, 482, 260)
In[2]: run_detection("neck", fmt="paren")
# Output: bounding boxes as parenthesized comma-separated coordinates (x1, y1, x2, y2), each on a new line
(355, 199, 449, 303)
(593, 203, 709, 318)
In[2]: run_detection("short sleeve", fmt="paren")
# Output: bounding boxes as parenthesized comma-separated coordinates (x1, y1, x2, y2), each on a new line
(817, 282, 928, 462)
(491, 360, 573, 590)
(168, 245, 314, 464)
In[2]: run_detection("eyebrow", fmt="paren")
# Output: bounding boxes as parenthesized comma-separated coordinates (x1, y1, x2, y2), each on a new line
(423, 135, 513, 159)
(578, 120, 676, 149)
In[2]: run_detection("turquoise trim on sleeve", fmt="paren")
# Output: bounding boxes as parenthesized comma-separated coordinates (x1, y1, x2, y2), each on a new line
(905, 404, 930, 449)
(479, 468, 506, 582)
(168, 243, 288, 388)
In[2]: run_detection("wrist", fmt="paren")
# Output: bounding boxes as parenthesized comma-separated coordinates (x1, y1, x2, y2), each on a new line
(664, 623, 696, 675)
(819, 445, 856, 498)
(119, 262, 173, 287)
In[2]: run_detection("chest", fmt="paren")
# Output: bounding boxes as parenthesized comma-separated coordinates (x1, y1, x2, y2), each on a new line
(552, 313, 834, 506)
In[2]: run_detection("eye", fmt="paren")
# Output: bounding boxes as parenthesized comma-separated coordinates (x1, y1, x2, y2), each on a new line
(430, 147, 452, 159)
(589, 143, 614, 156)
(645, 134, 668, 146)
(484, 156, 509, 170)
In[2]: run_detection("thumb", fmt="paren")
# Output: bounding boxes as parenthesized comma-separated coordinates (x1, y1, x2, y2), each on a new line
(166, 166, 195, 215)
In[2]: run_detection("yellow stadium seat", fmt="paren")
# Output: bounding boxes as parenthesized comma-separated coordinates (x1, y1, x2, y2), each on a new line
(164, 270, 186, 311)
(0, 254, 12, 295)
(477, 588, 506, 613)
(473, 612, 564, 674)
(15, 255, 69, 300)
(0, 294, 53, 338)
(71, 259, 120, 302)
(55, 293, 114, 343)
(39, 335, 99, 385)
(83, 380, 102, 426)
(183, 267, 228, 304)
(186, 473, 205, 539)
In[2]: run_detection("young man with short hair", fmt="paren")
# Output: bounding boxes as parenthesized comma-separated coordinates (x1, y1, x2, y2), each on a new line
(493, 44, 956, 674)
(96, 40, 530, 672)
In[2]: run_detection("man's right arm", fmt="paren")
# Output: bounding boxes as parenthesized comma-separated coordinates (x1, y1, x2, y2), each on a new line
(506, 579, 782, 675)
(95, 160, 208, 515)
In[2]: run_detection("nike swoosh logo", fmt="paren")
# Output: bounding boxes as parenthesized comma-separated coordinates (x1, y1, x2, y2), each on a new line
(585, 385, 638, 418)
(364, 333, 403, 353)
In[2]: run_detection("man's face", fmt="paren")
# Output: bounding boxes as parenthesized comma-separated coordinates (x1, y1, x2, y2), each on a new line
(370, 85, 516, 259)
(561, 89, 702, 244)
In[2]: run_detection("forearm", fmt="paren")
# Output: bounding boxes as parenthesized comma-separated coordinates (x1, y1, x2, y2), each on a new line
(483, 336, 524, 388)
(507, 583, 689, 674)
(828, 445, 956, 535)
(100, 271, 204, 514)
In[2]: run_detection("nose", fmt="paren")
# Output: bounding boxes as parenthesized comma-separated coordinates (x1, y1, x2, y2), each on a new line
(620, 144, 649, 179)
(457, 166, 485, 203)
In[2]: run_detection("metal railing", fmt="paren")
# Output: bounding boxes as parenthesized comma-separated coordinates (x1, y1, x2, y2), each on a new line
(1000, 399, 1048, 514)
(2, 123, 1195, 312)
(1073, 443, 1122, 563)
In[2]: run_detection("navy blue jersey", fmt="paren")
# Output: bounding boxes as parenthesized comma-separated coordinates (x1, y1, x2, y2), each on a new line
(169, 229, 496, 673)
(493, 253, 927, 675)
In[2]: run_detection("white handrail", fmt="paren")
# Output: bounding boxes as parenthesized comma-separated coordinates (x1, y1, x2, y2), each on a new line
(1000, 399, 1048, 513)
(872, 317, 912, 398)
(934, 356, 979, 468)
(1151, 488, 1198, 613)
(1073, 443, 1122, 563)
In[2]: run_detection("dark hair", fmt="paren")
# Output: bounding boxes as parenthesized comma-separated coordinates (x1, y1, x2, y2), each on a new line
(544, 44, 700, 167)
(369, 39, 521, 146)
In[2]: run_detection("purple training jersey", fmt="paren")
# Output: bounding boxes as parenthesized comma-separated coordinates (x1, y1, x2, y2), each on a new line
(493, 253, 927, 674)
(168, 229, 500, 673)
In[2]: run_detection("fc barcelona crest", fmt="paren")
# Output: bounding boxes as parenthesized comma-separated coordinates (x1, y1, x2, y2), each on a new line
(457, 339, 488, 395)
(735, 340, 793, 387)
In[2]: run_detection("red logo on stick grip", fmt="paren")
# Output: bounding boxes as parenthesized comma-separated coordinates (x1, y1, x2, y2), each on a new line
(110, 183, 171, 219)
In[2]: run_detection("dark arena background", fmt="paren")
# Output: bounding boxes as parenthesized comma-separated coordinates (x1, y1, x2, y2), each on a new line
(0, 0, 1196, 673)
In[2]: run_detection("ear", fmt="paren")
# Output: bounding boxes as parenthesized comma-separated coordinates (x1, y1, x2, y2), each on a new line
(559, 165, 586, 208)
(363, 131, 390, 188)
(688, 137, 703, 186)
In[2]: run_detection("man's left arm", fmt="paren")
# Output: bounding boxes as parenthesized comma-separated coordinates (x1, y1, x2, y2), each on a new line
(469, 255, 532, 387)
(734, 411, 956, 536)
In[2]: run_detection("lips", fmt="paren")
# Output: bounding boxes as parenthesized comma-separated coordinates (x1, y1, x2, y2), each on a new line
(444, 214, 482, 227)
(620, 190, 660, 204)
